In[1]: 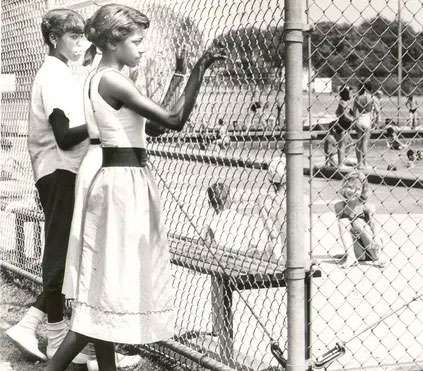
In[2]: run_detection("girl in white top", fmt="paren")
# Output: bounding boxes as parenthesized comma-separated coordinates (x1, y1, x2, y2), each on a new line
(47, 4, 225, 371)
(62, 47, 189, 371)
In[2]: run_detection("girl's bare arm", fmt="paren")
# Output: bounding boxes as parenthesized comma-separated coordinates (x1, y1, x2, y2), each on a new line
(99, 46, 225, 132)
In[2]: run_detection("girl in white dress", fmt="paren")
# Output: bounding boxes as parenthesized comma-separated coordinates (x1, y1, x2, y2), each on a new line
(47, 4, 225, 371)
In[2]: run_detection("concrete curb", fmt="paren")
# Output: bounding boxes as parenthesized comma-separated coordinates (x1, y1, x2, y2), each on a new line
(305, 165, 423, 189)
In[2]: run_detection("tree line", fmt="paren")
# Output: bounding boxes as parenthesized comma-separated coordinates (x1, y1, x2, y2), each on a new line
(212, 16, 423, 94)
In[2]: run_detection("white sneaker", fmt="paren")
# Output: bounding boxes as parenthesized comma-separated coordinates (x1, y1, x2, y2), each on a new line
(72, 352, 91, 365)
(87, 353, 142, 371)
(5, 325, 47, 361)
(5, 307, 46, 361)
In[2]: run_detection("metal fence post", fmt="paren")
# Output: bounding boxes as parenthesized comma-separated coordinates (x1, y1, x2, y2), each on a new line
(284, 1, 306, 371)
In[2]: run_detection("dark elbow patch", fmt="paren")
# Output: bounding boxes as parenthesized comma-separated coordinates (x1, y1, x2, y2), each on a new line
(49, 108, 69, 126)
(49, 108, 70, 149)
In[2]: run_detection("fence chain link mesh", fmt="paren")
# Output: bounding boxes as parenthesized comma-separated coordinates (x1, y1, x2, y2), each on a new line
(1, 0, 422, 370)
(306, 1, 423, 370)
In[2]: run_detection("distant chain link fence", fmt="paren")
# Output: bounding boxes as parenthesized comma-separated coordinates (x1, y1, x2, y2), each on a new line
(306, 1, 423, 371)
(1, 0, 423, 370)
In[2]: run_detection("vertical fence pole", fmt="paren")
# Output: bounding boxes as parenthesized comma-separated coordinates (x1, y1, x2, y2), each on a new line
(284, 1, 306, 371)
(397, 0, 402, 125)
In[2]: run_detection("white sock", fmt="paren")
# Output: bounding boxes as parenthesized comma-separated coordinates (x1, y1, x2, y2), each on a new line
(46, 320, 67, 358)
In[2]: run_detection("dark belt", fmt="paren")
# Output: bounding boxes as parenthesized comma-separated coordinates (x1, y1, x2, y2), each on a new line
(102, 147, 147, 167)
(90, 138, 101, 145)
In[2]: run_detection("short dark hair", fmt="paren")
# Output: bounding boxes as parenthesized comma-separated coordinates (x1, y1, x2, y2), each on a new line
(85, 4, 150, 51)
(41, 9, 85, 48)
(207, 182, 230, 212)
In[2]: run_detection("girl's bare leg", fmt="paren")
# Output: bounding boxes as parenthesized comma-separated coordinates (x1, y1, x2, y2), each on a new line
(355, 132, 363, 168)
(352, 219, 384, 266)
(94, 340, 116, 371)
(46, 330, 90, 371)
(352, 219, 373, 245)
(335, 133, 345, 166)
(361, 130, 370, 167)
(338, 222, 359, 268)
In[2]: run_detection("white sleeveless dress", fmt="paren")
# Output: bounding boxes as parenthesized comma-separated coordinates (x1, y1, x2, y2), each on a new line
(69, 68, 175, 344)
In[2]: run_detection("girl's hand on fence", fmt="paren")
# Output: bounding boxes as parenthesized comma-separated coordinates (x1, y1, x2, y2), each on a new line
(197, 41, 227, 69)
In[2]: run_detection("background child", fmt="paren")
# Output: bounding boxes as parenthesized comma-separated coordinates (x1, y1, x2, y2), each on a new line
(6, 8, 90, 364)
(406, 94, 418, 128)
(324, 122, 338, 167)
(47, 4, 225, 370)
(334, 85, 355, 168)
(256, 154, 312, 264)
(406, 149, 416, 168)
(205, 182, 273, 259)
(372, 89, 383, 128)
(353, 82, 375, 170)
(334, 172, 384, 268)
(215, 118, 230, 150)
(386, 125, 407, 150)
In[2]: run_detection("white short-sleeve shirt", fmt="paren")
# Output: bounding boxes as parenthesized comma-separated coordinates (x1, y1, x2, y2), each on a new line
(28, 56, 88, 182)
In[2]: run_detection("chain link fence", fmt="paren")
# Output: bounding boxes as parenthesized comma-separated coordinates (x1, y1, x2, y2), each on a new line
(1, 0, 423, 370)
(306, 1, 423, 370)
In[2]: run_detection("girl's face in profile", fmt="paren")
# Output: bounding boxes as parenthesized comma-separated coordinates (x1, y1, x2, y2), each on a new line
(116, 28, 146, 68)
(55, 32, 85, 62)
(342, 178, 362, 200)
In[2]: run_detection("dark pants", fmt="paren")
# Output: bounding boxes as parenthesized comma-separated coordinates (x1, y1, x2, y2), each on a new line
(36, 169, 76, 295)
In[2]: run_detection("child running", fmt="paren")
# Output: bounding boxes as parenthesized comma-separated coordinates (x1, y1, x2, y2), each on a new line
(47, 4, 225, 370)
(334, 172, 384, 268)
(6, 9, 91, 364)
